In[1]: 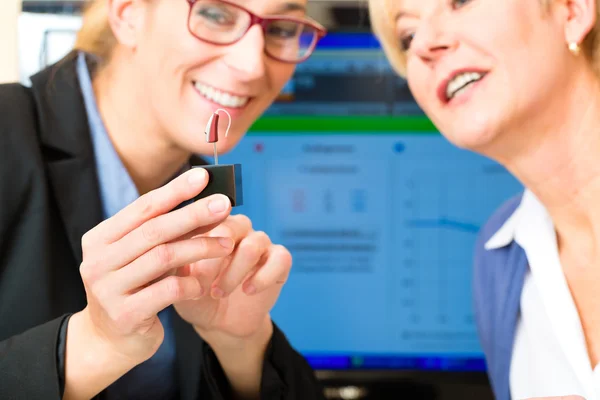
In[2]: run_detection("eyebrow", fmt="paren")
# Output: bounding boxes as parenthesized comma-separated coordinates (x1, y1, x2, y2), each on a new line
(394, 11, 408, 22)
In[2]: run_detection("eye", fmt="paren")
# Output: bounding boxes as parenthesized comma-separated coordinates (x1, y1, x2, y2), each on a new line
(399, 32, 415, 52)
(196, 5, 235, 26)
(450, 0, 471, 9)
(267, 21, 300, 39)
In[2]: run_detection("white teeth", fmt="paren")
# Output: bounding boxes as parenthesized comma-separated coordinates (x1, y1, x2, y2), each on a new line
(194, 82, 249, 108)
(445, 72, 484, 101)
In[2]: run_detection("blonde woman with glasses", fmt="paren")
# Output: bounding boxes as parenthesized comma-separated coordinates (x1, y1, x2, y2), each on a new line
(0, 0, 327, 399)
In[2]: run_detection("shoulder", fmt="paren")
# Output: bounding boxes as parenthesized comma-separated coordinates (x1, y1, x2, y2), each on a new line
(0, 82, 41, 157)
(0, 82, 35, 118)
(0, 82, 45, 225)
(0, 81, 44, 165)
(0, 81, 32, 102)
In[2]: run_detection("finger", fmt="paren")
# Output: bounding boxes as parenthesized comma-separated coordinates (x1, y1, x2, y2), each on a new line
(87, 168, 210, 246)
(242, 244, 292, 295)
(173, 215, 249, 284)
(180, 213, 252, 242)
(211, 231, 271, 298)
(103, 193, 231, 271)
(114, 236, 234, 294)
(181, 215, 253, 289)
(185, 255, 232, 291)
(207, 214, 253, 243)
(126, 275, 205, 319)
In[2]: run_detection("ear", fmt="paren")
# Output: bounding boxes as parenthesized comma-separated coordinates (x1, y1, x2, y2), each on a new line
(562, 0, 597, 45)
(106, 0, 144, 49)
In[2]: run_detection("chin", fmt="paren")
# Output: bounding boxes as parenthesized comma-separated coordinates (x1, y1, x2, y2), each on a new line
(216, 137, 241, 155)
(438, 118, 500, 153)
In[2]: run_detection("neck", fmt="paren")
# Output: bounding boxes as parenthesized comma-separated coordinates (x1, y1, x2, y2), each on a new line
(497, 63, 600, 262)
(92, 55, 190, 195)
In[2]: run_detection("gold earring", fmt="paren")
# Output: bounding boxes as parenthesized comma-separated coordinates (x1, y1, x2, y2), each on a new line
(569, 41, 581, 55)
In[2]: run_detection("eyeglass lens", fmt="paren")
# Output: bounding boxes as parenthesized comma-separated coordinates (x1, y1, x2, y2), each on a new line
(189, 0, 319, 62)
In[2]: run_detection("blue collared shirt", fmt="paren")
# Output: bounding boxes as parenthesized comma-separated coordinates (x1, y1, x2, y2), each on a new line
(76, 52, 178, 399)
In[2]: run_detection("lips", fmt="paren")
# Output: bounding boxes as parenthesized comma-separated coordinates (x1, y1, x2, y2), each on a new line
(437, 68, 488, 104)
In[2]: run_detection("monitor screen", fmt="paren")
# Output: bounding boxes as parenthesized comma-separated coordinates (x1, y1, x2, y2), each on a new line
(218, 32, 523, 374)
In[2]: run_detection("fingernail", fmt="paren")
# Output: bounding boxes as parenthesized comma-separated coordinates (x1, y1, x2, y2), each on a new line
(245, 285, 256, 295)
(218, 237, 233, 248)
(188, 168, 206, 185)
(208, 195, 229, 214)
(211, 287, 225, 299)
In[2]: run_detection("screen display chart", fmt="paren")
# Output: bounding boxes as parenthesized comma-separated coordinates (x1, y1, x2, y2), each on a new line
(217, 133, 523, 371)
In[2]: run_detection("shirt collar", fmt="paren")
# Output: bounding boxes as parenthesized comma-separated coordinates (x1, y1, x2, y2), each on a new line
(484, 211, 521, 250)
(485, 188, 555, 251)
(484, 190, 529, 250)
(76, 51, 140, 220)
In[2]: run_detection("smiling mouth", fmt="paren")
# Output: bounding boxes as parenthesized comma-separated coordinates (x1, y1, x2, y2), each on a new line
(444, 71, 486, 102)
(193, 81, 250, 109)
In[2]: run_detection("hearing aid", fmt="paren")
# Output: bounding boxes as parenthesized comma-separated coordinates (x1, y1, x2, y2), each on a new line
(191, 109, 243, 207)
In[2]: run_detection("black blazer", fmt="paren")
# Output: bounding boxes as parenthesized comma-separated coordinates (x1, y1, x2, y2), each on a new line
(0, 53, 324, 399)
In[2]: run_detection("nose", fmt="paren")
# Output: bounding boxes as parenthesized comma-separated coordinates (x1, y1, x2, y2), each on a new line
(411, 14, 457, 65)
(222, 25, 266, 82)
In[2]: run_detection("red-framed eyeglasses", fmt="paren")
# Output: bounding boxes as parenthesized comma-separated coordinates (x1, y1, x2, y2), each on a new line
(186, 0, 327, 63)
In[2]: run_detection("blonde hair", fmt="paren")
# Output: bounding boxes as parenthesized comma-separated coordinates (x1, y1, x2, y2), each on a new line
(368, 0, 407, 76)
(74, 0, 117, 61)
(368, 0, 600, 77)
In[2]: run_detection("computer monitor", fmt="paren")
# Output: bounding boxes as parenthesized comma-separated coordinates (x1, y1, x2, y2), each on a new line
(217, 31, 524, 376)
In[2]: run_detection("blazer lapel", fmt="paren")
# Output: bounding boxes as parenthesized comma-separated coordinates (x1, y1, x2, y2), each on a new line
(29, 52, 104, 265)
(493, 242, 528, 400)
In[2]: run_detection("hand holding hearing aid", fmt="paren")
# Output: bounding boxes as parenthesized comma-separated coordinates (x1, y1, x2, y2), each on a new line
(69, 168, 234, 370)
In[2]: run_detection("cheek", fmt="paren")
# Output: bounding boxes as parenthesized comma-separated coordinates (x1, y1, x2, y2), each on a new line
(406, 65, 432, 113)
(268, 63, 296, 97)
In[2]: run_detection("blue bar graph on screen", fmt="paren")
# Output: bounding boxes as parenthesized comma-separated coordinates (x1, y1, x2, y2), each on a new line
(406, 218, 480, 233)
